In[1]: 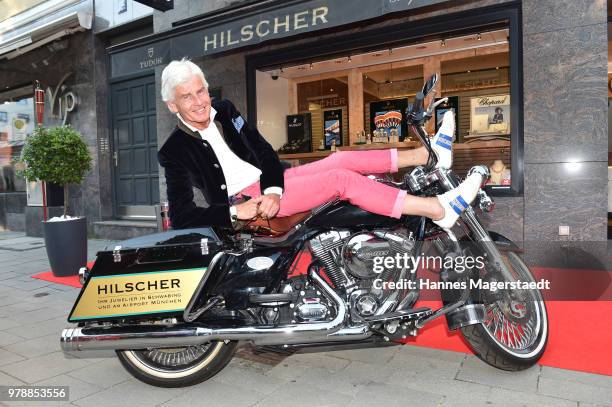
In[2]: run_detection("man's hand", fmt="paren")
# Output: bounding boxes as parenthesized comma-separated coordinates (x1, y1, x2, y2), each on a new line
(234, 196, 264, 220)
(257, 193, 281, 219)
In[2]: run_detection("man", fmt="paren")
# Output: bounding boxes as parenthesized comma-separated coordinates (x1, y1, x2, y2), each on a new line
(158, 58, 482, 231)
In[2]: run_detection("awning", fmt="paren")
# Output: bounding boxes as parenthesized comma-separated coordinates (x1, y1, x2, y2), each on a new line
(133, 0, 173, 12)
(0, 0, 92, 59)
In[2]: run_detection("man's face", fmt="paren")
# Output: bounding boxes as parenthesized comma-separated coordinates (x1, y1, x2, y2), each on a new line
(167, 75, 211, 130)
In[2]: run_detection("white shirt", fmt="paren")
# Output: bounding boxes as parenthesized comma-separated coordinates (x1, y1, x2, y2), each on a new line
(177, 109, 282, 217)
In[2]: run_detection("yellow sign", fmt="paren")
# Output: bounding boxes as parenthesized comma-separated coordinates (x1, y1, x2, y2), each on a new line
(69, 268, 206, 321)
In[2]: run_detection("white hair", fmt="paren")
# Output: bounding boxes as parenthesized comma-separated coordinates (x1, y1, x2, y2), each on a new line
(161, 58, 209, 102)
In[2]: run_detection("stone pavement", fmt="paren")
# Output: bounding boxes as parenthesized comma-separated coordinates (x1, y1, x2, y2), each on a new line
(0, 231, 611, 407)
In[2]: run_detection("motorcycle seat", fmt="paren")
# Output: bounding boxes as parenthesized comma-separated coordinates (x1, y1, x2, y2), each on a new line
(244, 211, 311, 236)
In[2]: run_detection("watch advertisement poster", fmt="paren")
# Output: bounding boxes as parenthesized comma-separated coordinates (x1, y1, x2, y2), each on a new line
(469, 94, 510, 136)
(281, 113, 312, 153)
(323, 108, 342, 149)
(369, 98, 408, 141)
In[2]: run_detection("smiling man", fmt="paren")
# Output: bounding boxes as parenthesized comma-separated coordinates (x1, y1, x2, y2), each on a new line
(158, 58, 483, 231)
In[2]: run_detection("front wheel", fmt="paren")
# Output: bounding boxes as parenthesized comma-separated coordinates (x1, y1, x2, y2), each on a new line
(461, 251, 548, 370)
(116, 340, 237, 387)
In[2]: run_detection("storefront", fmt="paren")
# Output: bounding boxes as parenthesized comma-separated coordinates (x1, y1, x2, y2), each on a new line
(106, 0, 608, 248)
(1, 0, 606, 248)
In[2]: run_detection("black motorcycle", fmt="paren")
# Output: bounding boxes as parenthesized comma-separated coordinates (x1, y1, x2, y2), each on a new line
(61, 75, 548, 387)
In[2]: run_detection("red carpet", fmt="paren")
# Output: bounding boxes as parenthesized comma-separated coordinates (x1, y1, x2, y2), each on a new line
(33, 256, 612, 376)
(32, 261, 95, 288)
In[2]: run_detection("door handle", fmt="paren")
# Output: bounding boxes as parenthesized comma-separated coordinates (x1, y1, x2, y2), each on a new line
(113, 151, 118, 167)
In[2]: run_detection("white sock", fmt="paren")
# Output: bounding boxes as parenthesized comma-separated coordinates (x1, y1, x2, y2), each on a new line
(434, 173, 483, 230)
(431, 111, 455, 169)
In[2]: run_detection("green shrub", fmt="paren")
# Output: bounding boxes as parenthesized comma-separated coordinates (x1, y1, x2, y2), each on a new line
(18, 125, 92, 217)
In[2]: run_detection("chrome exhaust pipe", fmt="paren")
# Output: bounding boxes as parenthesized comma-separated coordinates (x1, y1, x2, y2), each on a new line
(61, 268, 370, 352)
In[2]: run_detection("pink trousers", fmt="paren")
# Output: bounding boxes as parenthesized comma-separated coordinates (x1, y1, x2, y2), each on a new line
(240, 149, 407, 219)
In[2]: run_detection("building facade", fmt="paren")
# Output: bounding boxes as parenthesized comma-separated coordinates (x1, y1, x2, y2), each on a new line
(0, 1, 608, 262)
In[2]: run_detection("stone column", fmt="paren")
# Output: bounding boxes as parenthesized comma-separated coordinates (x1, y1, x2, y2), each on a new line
(348, 69, 364, 145)
(422, 57, 441, 135)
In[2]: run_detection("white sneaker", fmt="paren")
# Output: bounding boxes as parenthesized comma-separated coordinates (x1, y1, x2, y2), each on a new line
(431, 111, 455, 169)
(433, 173, 483, 230)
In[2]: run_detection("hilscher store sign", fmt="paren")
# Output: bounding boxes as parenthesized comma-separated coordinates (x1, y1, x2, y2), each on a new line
(110, 0, 450, 77)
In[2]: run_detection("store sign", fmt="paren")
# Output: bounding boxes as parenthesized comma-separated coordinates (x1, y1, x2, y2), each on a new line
(111, 39, 171, 78)
(110, 0, 450, 77)
(46, 73, 77, 125)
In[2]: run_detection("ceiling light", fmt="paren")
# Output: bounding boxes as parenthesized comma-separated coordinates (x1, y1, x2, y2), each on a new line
(348, 55, 352, 62)
(440, 39, 446, 48)
(309, 63, 313, 69)
(477, 33, 482, 41)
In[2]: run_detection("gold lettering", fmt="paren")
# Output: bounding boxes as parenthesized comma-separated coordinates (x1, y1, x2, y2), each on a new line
(294, 11, 308, 30)
(274, 15, 290, 33)
(241, 24, 254, 41)
(227, 29, 239, 45)
(256, 20, 270, 37)
(312, 6, 328, 26)
(204, 33, 217, 51)
(220, 31, 225, 47)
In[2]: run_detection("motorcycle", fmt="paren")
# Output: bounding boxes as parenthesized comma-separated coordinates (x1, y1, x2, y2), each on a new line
(60, 74, 548, 387)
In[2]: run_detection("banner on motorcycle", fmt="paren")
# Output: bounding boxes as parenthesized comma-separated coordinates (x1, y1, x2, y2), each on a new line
(68, 268, 206, 322)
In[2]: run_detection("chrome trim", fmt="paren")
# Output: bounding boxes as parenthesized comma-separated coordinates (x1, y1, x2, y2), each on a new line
(60, 267, 368, 351)
(78, 266, 89, 285)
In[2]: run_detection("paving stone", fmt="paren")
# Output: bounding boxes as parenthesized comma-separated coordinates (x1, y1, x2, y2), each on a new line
(488, 387, 578, 407)
(540, 366, 612, 389)
(386, 349, 464, 379)
(6, 317, 68, 340)
(394, 343, 468, 363)
(264, 360, 309, 382)
(5, 307, 68, 324)
(0, 352, 91, 383)
(66, 358, 133, 388)
(162, 380, 267, 407)
(538, 377, 612, 406)
(283, 351, 351, 372)
(351, 381, 444, 407)
(254, 380, 353, 407)
(4, 334, 64, 358)
(321, 344, 399, 365)
(291, 361, 396, 397)
(386, 369, 493, 399)
(0, 371, 26, 386)
(456, 355, 541, 392)
(0, 330, 24, 346)
(0, 348, 25, 366)
(33, 374, 103, 405)
(74, 379, 186, 407)
(211, 360, 286, 395)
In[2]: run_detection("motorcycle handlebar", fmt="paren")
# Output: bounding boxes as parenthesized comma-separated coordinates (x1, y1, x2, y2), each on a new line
(411, 92, 425, 115)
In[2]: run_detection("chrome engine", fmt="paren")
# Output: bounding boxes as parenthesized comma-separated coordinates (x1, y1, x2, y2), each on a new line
(308, 229, 418, 319)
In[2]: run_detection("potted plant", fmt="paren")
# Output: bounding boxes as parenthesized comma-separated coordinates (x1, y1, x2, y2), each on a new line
(18, 125, 92, 277)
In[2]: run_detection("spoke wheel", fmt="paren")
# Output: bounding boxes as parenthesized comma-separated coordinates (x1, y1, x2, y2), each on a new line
(116, 340, 237, 387)
(461, 250, 548, 370)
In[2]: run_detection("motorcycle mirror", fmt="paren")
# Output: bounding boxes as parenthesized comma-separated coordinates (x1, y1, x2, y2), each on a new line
(421, 74, 439, 97)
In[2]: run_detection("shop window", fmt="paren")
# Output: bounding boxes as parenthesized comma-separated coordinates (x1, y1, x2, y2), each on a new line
(0, 98, 31, 193)
(253, 27, 515, 192)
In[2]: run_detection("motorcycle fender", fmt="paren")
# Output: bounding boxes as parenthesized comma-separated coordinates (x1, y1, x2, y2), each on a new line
(445, 303, 486, 330)
(488, 231, 520, 252)
(445, 232, 518, 330)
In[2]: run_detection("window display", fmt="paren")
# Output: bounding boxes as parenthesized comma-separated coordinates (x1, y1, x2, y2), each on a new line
(254, 28, 515, 193)
(0, 98, 32, 193)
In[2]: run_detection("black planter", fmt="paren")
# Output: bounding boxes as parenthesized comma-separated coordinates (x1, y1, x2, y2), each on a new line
(43, 217, 87, 277)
